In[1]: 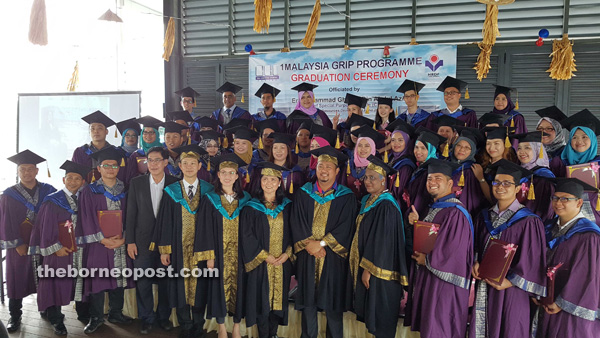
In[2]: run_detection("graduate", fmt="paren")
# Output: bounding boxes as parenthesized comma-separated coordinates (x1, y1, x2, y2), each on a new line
(167, 110, 197, 146)
(427, 76, 478, 129)
(192, 116, 221, 143)
(373, 96, 396, 130)
(293, 120, 314, 171)
(396, 79, 429, 129)
(477, 127, 518, 190)
(115, 118, 141, 157)
(252, 118, 279, 163)
(72, 110, 128, 183)
(289, 82, 333, 129)
(34, 161, 90, 336)
(345, 126, 385, 198)
(433, 114, 462, 160)
(226, 125, 258, 191)
(126, 116, 164, 181)
(533, 178, 600, 337)
(251, 83, 287, 128)
(291, 146, 358, 338)
(334, 93, 369, 144)
(349, 155, 408, 338)
(162, 121, 188, 179)
(195, 153, 251, 338)
(0, 150, 56, 332)
(240, 162, 294, 338)
(175, 86, 201, 118)
(488, 85, 527, 134)
(266, 132, 306, 196)
(339, 114, 377, 159)
(212, 82, 252, 126)
(405, 159, 474, 338)
(470, 160, 547, 338)
(198, 129, 225, 176)
(385, 119, 417, 215)
(307, 124, 338, 182)
(153, 143, 214, 338)
(534, 106, 568, 177)
(79, 146, 134, 334)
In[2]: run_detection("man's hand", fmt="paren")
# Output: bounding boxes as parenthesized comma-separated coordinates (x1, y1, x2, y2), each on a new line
(412, 251, 426, 266)
(274, 253, 289, 266)
(485, 277, 513, 291)
(55, 247, 72, 257)
(543, 302, 562, 315)
(127, 243, 138, 260)
(531, 297, 541, 306)
(471, 261, 481, 280)
(408, 206, 419, 225)
(306, 240, 323, 256)
(472, 163, 484, 181)
(362, 270, 371, 289)
(15, 244, 28, 256)
(265, 255, 277, 265)
(160, 254, 170, 266)
(207, 259, 215, 269)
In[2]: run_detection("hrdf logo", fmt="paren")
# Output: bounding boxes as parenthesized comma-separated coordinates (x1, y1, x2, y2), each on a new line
(425, 55, 443, 71)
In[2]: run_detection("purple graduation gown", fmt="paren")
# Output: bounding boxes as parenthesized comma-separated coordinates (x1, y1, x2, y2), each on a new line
(427, 107, 478, 130)
(405, 165, 431, 218)
(451, 162, 489, 216)
(387, 156, 416, 216)
(519, 167, 556, 223)
(72, 143, 129, 185)
(535, 217, 600, 337)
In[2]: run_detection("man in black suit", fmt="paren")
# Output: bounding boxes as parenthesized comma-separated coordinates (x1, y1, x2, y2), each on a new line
(126, 147, 179, 335)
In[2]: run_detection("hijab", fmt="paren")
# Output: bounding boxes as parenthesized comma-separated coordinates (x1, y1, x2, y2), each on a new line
(536, 117, 567, 155)
(391, 130, 410, 161)
(234, 139, 254, 165)
(120, 128, 139, 155)
(561, 126, 598, 165)
(519, 141, 549, 170)
(450, 136, 476, 164)
(294, 91, 318, 116)
(199, 138, 222, 166)
(491, 92, 515, 115)
(309, 137, 331, 170)
(416, 140, 438, 164)
(353, 137, 376, 168)
(140, 127, 163, 154)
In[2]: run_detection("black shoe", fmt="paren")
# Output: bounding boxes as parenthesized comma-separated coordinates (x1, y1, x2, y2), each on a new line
(178, 329, 191, 338)
(52, 322, 68, 336)
(40, 310, 48, 320)
(159, 319, 173, 331)
(6, 317, 21, 332)
(191, 323, 205, 338)
(107, 313, 133, 325)
(77, 315, 91, 323)
(139, 321, 152, 335)
(83, 318, 104, 334)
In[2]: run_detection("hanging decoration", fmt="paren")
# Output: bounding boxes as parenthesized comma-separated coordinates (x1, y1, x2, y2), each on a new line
(163, 17, 176, 61)
(547, 34, 577, 80)
(67, 61, 79, 92)
(253, 0, 273, 33)
(29, 0, 48, 46)
(301, 0, 322, 48)
(245, 44, 256, 55)
(473, 4, 500, 81)
(382, 46, 390, 58)
(98, 9, 123, 23)
(536, 28, 549, 46)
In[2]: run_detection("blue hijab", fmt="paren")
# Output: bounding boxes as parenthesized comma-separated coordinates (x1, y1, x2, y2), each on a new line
(140, 127, 163, 154)
(416, 140, 438, 163)
(560, 126, 598, 165)
(120, 128, 139, 155)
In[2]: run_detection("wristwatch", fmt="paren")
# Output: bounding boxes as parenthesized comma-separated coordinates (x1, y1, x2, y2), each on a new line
(479, 178, 486, 183)
(320, 240, 326, 247)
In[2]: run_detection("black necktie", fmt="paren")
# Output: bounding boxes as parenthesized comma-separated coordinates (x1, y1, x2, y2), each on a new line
(71, 194, 78, 204)
(225, 108, 232, 119)
(188, 185, 194, 200)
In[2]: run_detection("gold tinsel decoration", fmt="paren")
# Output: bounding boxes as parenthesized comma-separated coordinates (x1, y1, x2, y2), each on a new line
(253, 0, 272, 33)
(409, 37, 418, 45)
(300, 0, 322, 48)
(29, 0, 48, 46)
(162, 17, 176, 62)
(473, 4, 500, 81)
(547, 34, 577, 80)
(67, 61, 79, 92)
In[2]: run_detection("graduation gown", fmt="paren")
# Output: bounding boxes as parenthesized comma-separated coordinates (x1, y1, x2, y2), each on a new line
(519, 166, 556, 223)
(251, 111, 287, 131)
(153, 180, 214, 309)
(0, 182, 56, 299)
(548, 146, 565, 178)
(535, 217, 600, 338)
(290, 182, 358, 312)
(79, 180, 134, 296)
(72, 143, 129, 184)
(471, 206, 547, 338)
(452, 161, 489, 216)
(398, 108, 430, 129)
(126, 149, 148, 183)
(427, 107, 478, 129)
(212, 106, 252, 126)
(240, 198, 294, 327)
(294, 150, 311, 171)
(387, 156, 416, 216)
(194, 190, 251, 320)
(35, 191, 85, 311)
(405, 165, 431, 218)
(405, 194, 474, 338)
(349, 192, 408, 337)
(287, 109, 332, 135)
(343, 161, 368, 198)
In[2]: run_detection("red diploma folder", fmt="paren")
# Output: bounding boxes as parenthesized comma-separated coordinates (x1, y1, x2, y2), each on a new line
(479, 238, 518, 286)
(136, 157, 148, 174)
(58, 220, 77, 252)
(97, 210, 123, 238)
(19, 219, 33, 245)
(567, 163, 599, 189)
(413, 221, 441, 254)
(541, 263, 566, 306)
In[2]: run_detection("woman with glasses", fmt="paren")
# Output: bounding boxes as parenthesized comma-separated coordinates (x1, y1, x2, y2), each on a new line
(534, 106, 569, 177)
(198, 130, 225, 177)
(396, 79, 430, 129)
(115, 118, 140, 158)
(385, 119, 416, 216)
(126, 116, 164, 182)
(344, 126, 385, 198)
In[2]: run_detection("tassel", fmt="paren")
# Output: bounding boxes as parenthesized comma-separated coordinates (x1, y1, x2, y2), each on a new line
(458, 167, 465, 187)
(300, 0, 322, 48)
(527, 179, 535, 200)
(246, 171, 250, 183)
(372, 121, 376, 130)
(395, 173, 400, 187)
(187, 134, 191, 145)
(207, 161, 211, 171)
(384, 149, 388, 163)
(241, 93, 245, 103)
(409, 37, 418, 45)
(596, 193, 600, 212)
(91, 174, 96, 183)
(223, 137, 229, 148)
(346, 162, 351, 175)
(253, 0, 273, 33)
(510, 118, 515, 127)
(365, 105, 370, 115)
(114, 129, 118, 138)
(67, 61, 79, 92)
(504, 127, 511, 149)
(473, 4, 500, 81)
(46, 163, 51, 178)
(120, 158, 125, 167)
(547, 34, 577, 80)
(442, 142, 449, 158)
(259, 136, 264, 149)
(335, 135, 340, 149)
(538, 139, 544, 160)
(162, 17, 176, 61)
(515, 98, 519, 110)
(295, 142, 299, 153)
(465, 87, 470, 99)
(28, 0, 48, 46)
(289, 181, 294, 194)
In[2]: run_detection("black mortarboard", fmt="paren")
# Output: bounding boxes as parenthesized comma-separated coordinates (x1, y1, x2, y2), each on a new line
(553, 177, 598, 199)
(386, 118, 415, 136)
(291, 82, 318, 92)
(194, 116, 219, 130)
(287, 110, 311, 122)
(478, 112, 511, 127)
(366, 155, 397, 176)
(216, 82, 243, 94)
(298, 120, 314, 132)
(351, 126, 386, 143)
(81, 110, 115, 128)
(374, 97, 397, 107)
(255, 161, 288, 176)
(7, 150, 46, 166)
(173, 144, 208, 157)
(223, 118, 251, 130)
(510, 131, 548, 144)
(434, 115, 463, 129)
(493, 84, 515, 98)
(116, 118, 141, 136)
(415, 127, 446, 148)
(254, 118, 280, 134)
(200, 130, 225, 142)
(560, 109, 600, 134)
(254, 83, 281, 98)
(212, 153, 247, 171)
(227, 126, 258, 141)
(455, 126, 485, 148)
(174, 86, 200, 102)
(484, 126, 516, 140)
(489, 159, 532, 183)
(164, 121, 189, 134)
(310, 124, 337, 147)
(422, 158, 460, 177)
(137, 116, 164, 130)
(90, 146, 124, 164)
(267, 132, 296, 147)
(535, 106, 567, 122)
(344, 93, 368, 108)
(346, 114, 375, 129)
(310, 146, 348, 166)
(436, 76, 468, 92)
(60, 160, 91, 179)
(167, 111, 194, 124)
(397, 79, 425, 94)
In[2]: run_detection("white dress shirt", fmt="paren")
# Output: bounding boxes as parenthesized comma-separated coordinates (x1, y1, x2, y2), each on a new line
(182, 178, 199, 199)
(443, 104, 463, 114)
(557, 211, 585, 231)
(150, 174, 166, 217)
(63, 187, 79, 200)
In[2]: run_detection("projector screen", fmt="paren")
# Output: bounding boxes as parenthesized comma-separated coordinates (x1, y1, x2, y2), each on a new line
(17, 91, 141, 188)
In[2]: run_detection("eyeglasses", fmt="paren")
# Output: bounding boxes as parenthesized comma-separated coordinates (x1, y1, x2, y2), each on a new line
(361, 175, 383, 182)
(491, 180, 517, 188)
(101, 164, 119, 169)
(124, 134, 137, 138)
(181, 99, 193, 104)
(147, 158, 164, 164)
(444, 91, 460, 96)
(551, 196, 580, 203)
(536, 127, 555, 133)
(206, 144, 219, 148)
(403, 94, 416, 99)
(142, 130, 156, 135)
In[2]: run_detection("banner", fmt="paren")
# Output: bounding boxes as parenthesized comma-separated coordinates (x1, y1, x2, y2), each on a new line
(248, 44, 457, 119)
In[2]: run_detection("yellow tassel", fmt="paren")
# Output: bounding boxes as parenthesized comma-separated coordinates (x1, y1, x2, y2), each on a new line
(295, 142, 299, 153)
(527, 180, 535, 200)
(409, 37, 418, 45)
(458, 167, 465, 187)
(241, 93, 245, 103)
(259, 136, 264, 149)
(120, 157, 125, 167)
(442, 142, 449, 158)
(223, 137, 229, 148)
(187, 135, 191, 145)
(47, 163, 51, 178)
(289, 181, 294, 194)
(91, 174, 95, 183)
(207, 161, 211, 171)
(346, 162, 351, 175)
(465, 87, 470, 99)
(372, 121, 376, 130)
(335, 135, 340, 149)
(510, 118, 515, 128)
(384, 149, 388, 163)
(246, 171, 250, 183)
(596, 194, 600, 211)
(114, 129, 118, 138)
(366, 105, 370, 115)
(515, 98, 519, 110)
(253, 0, 272, 33)
(395, 173, 400, 187)
(538, 143, 544, 160)
(67, 61, 79, 92)
(505, 127, 511, 149)
(162, 17, 176, 61)
(28, 0, 48, 46)
(547, 34, 577, 80)
(300, 0, 321, 48)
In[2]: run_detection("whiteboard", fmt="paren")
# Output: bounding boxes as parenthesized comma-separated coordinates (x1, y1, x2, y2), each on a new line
(17, 91, 141, 188)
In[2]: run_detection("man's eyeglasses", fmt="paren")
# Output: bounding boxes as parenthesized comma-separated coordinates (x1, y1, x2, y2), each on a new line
(101, 164, 119, 169)
(146, 158, 164, 164)
(551, 196, 580, 203)
(403, 94, 416, 99)
(444, 91, 460, 96)
(181, 99, 193, 104)
(491, 180, 517, 188)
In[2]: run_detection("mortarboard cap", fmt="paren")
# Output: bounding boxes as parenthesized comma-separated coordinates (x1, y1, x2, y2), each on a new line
(422, 158, 460, 177)
(194, 116, 219, 130)
(344, 93, 368, 109)
(415, 127, 446, 148)
(346, 114, 375, 129)
(90, 146, 124, 164)
(167, 111, 194, 124)
(60, 160, 91, 179)
(255, 161, 288, 178)
(386, 118, 415, 136)
(535, 106, 567, 122)
(560, 109, 600, 134)
(552, 177, 598, 199)
(455, 126, 485, 148)
(200, 130, 225, 142)
(484, 126, 516, 140)
(310, 145, 348, 167)
(254, 83, 281, 98)
(254, 118, 280, 134)
(310, 124, 337, 147)
(137, 116, 164, 130)
(510, 131, 548, 144)
(164, 121, 189, 134)
(298, 120, 314, 132)
(227, 125, 258, 141)
(291, 82, 318, 92)
(489, 159, 532, 183)
(478, 112, 511, 127)
(173, 144, 207, 158)
(267, 132, 296, 147)
(81, 111, 115, 128)
(116, 118, 141, 136)
(7, 150, 46, 166)
(211, 153, 247, 171)
(223, 118, 251, 130)
(434, 115, 463, 129)
(374, 97, 397, 107)
(351, 125, 386, 143)
(366, 154, 397, 176)
(174, 87, 200, 102)
(493, 84, 515, 98)
(436, 76, 468, 92)
(216, 82, 243, 94)
(397, 79, 425, 94)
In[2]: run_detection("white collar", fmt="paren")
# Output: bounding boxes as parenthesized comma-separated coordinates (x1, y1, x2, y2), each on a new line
(62, 187, 78, 198)
(149, 174, 165, 186)
(223, 104, 237, 112)
(557, 211, 585, 230)
(182, 178, 199, 190)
